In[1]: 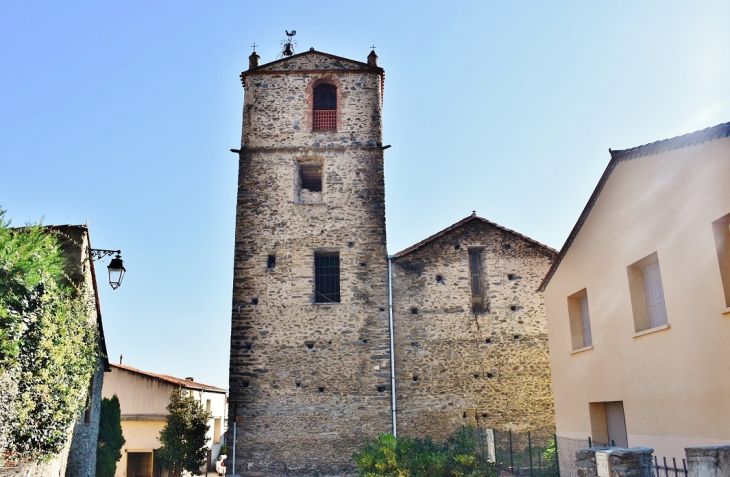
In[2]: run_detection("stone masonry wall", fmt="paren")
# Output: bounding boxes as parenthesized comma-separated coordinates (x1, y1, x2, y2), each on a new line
(392, 218, 557, 439)
(229, 52, 390, 476)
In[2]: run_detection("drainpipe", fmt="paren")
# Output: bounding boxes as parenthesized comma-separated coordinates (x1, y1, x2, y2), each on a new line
(387, 255, 397, 437)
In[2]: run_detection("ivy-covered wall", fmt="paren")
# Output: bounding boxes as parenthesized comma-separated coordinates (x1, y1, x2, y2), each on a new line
(0, 215, 107, 476)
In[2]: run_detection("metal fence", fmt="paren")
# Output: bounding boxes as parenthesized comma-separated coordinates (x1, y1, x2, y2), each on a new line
(654, 456, 688, 477)
(492, 430, 559, 476)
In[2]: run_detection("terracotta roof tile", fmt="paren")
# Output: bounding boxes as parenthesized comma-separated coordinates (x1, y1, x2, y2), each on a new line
(110, 363, 226, 393)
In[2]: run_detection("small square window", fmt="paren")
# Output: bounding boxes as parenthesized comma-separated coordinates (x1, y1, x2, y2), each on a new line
(627, 253, 668, 332)
(314, 252, 340, 303)
(567, 288, 592, 350)
(300, 162, 322, 192)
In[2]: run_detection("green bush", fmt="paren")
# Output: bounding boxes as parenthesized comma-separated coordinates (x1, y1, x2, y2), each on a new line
(353, 427, 497, 477)
(0, 209, 98, 463)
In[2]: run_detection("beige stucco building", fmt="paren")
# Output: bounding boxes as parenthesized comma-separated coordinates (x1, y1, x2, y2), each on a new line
(102, 363, 227, 477)
(540, 122, 730, 464)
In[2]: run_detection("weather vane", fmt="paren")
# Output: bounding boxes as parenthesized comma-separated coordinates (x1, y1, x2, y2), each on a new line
(278, 30, 297, 59)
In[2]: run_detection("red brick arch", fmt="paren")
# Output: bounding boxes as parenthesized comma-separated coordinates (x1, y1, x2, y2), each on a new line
(304, 75, 345, 132)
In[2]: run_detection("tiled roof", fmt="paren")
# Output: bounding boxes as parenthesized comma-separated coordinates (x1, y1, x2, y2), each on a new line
(392, 213, 557, 259)
(538, 120, 730, 292)
(110, 363, 227, 393)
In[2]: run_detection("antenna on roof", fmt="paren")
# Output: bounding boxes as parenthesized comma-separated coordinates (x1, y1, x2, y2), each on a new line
(277, 30, 297, 59)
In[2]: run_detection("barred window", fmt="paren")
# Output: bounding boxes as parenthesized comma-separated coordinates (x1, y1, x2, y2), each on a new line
(313, 83, 337, 131)
(314, 252, 340, 303)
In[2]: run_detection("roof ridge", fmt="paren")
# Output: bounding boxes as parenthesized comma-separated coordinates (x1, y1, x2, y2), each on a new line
(392, 214, 556, 259)
(610, 121, 730, 161)
(244, 48, 381, 75)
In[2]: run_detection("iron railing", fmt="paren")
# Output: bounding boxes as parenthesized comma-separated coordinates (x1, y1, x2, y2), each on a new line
(313, 110, 336, 131)
(654, 456, 688, 476)
(493, 430, 559, 476)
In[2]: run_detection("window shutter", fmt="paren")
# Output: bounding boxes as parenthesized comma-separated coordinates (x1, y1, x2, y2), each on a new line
(642, 261, 667, 327)
(579, 295, 592, 347)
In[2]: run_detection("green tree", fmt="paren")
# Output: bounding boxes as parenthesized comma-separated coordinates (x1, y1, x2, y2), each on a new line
(0, 208, 98, 463)
(96, 395, 126, 477)
(157, 388, 211, 477)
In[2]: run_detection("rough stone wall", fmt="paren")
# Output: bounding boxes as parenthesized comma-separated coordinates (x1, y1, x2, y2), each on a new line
(576, 447, 655, 477)
(392, 218, 556, 440)
(242, 52, 382, 149)
(229, 53, 390, 476)
(65, 362, 104, 477)
(686, 445, 730, 477)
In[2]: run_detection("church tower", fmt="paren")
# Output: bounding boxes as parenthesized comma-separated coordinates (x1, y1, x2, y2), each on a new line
(228, 47, 391, 475)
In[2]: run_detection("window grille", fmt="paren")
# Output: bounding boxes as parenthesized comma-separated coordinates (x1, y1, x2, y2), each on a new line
(314, 252, 340, 303)
(313, 83, 337, 131)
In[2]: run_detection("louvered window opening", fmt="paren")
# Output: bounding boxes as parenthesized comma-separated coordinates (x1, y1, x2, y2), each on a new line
(313, 83, 337, 131)
(300, 162, 322, 191)
(315, 253, 340, 303)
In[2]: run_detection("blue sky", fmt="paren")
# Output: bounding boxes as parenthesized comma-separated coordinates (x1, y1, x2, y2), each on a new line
(2, 1, 729, 388)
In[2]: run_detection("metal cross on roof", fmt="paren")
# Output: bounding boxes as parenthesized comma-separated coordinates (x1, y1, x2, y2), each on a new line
(251, 43, 258, 52)
(370, 44, 377, 51)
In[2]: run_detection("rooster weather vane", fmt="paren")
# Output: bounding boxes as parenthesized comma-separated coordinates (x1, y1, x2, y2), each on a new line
(278, 30, 297, 59)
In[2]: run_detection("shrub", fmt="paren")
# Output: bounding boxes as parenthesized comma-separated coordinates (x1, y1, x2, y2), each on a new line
(353, 427, 497, 477)
(0, 210, 98, 463)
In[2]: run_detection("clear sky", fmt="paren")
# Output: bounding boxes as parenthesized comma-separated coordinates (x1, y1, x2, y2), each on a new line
(1, 1, 729, 389)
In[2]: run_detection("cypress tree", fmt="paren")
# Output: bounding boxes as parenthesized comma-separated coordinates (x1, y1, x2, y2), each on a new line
(96, 395, 125, 477)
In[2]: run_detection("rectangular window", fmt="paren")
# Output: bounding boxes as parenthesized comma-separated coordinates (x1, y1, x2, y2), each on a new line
(300, 162, 322, 192)
(314, 252, 340, 303)
(468, 248, 486, 313)
(567, 289, 592, 350)
(627, 252, 668, 332)
(297, 160, 323, 204)
(213, 418, 221, 444)
(712, 213, 730, 307)
(206, 399, 211, 412)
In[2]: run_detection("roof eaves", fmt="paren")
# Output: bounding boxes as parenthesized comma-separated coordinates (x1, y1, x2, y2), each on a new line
(241, 49, 383, 83)
(538, 120, 730, 292)
(110, 363, 227, 393)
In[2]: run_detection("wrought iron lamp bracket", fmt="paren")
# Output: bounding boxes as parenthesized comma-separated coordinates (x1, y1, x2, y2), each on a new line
(89, 248, 121, 261)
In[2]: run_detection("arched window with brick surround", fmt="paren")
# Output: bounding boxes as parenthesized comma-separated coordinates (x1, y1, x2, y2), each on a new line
(312, 83, 337, 131)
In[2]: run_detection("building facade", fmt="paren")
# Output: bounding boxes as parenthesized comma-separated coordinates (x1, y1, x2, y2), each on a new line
(229, 48, 391, 476)
(540, 122, 730, 465)
(102, 363, 227, 477)
(392, 214, 556, 439)
(228, 48, 557, 475)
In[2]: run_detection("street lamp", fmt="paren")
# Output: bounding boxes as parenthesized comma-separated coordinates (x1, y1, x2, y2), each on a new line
(90, 249, 126, 290)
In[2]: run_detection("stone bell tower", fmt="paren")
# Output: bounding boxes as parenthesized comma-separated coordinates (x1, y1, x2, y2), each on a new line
(228, 46, 391, 475)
